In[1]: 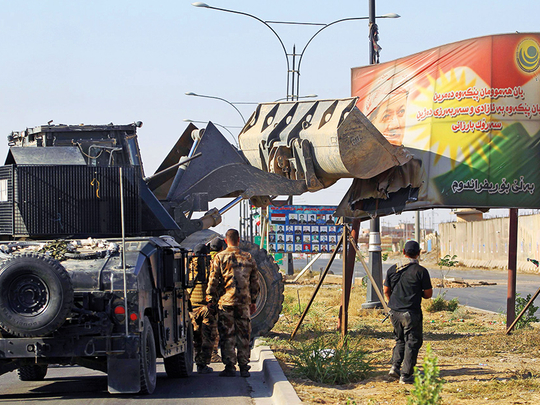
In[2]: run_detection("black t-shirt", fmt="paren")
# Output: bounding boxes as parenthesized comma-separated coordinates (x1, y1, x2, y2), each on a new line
(384, 262, 432, 312)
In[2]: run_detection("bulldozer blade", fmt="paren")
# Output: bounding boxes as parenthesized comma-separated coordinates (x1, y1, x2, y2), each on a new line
(166, 122, 308, 207)
(147, 123, 197, 200)
(238, 98, 411, 185)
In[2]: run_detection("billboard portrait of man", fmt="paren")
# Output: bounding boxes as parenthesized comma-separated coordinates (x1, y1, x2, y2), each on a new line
(368, 87, 408, 146)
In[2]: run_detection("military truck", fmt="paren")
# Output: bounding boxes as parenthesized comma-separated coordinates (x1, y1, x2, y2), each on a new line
(0, 98, 414, 395)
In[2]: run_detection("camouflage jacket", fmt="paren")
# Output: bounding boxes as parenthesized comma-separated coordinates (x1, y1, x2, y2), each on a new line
(206, 246, 259, 307)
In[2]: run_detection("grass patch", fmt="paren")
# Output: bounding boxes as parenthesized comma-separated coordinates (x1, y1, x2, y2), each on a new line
(266, 283, 540, 404)
(290, 333, 372, 384)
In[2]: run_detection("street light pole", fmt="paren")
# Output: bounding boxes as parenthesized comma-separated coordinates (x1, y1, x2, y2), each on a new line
(192, 2, 291, 100)
(193, 1, 399, 276)
(185, 92, 246, 124)
(295, 14, 398, 98)
(192, 2, 399, 101)
(362, 0, 383, 309)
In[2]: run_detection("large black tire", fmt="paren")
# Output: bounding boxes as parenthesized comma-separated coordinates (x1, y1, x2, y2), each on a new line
(139, 316, 157, 394)
(17, 364, 48, 381)
(164, 321, 193, 378)
(0, 253, 74, 337)
(240, 241, 284, 337)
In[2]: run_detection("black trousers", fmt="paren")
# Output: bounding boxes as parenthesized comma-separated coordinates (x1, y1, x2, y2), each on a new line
(389, 310, 423, 377)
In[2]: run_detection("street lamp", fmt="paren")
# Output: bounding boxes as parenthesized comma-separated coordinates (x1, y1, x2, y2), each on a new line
(192, 2, 399, 100)
(192, 2, 290, 99)
(185, 92, 246, 124)
(182, 119, 240, 146)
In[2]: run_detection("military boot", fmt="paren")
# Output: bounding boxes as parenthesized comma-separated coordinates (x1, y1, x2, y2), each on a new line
(219, 364, 236, 377)
(197, 364, 213, 374)
(240, 365, 251, 378)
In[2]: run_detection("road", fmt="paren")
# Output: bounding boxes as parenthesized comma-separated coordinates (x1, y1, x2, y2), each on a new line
(285, 255, 540, 315)
(0, 361, 265, 405)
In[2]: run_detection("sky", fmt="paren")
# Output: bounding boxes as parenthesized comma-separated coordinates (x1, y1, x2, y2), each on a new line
(1, 1, 538, 235)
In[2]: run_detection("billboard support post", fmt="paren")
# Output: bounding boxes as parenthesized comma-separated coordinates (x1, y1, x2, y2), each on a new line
(363, 218, 383, 308)
(340, 225, 350, 337)
(338, 221, 361, 335)
(507, 208, 519, 327)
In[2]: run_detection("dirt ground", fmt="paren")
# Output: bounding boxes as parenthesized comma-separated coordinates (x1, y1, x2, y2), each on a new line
(265, 275, 540, 405)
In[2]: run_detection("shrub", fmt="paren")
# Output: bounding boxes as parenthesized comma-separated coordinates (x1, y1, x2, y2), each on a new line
(407, 344, 443, 405)
(514, 293, 540, 329)
(437, 254, 458, 288)
(447, 297, 459, 312)
(290, 333, 372, 384)
(426, 293, 459, 313)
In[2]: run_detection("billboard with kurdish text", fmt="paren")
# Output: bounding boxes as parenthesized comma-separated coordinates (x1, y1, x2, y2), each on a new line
(351, 33, 540, 210)
(268, 206, 342, 254)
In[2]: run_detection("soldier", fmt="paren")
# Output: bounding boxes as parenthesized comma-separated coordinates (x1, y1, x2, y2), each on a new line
(206, 229, 259, 378)
(208, 237, 226, 260)
(189, 244, 216, 374)
(207, 237, 226, 362)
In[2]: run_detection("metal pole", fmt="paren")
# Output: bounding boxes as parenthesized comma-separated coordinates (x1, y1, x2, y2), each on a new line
(364, 217, 383, 308)
(249, 202, 254, 243)
(363, 0, 383, 309)
(291, 44, 297, 101)
(219, 196, 243, 216)
(243, 199, 248, 239)
(507, 208, 518, 327)
(287, 197, 294, 276)
(238, 200, 243, 239)
(293, 252, 323, 282)
(506, 283, 540, 334)
(347, 228, 389, 312)
(415, 211, 420, 242)
(259, 208, 267, 249)
(340, 225, 349, 337)
(119, 167, 129, 337)
(369, 0, 376, 63)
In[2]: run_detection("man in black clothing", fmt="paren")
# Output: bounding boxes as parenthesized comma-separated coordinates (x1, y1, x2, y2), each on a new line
(383, 240, 432, 384)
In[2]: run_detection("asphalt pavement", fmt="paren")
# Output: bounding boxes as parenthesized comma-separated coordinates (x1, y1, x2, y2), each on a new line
(0, 342, 302, 405)
(0, 362, 254, 405)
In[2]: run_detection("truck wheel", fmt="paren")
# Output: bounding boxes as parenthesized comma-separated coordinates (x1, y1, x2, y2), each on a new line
(17, 364, 48, 381)
(139, 316, 157, 394)
(164, 321, 193, 378)
(239, 241, 284, 337)
(0, 253, 74, 337)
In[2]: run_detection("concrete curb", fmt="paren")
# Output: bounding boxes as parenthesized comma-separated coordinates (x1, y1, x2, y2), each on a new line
(463, 305, 499, 316)
(250, 339, 302, 404)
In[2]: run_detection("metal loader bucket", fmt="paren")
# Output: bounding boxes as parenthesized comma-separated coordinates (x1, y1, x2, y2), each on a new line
(238, 98, 411, 191)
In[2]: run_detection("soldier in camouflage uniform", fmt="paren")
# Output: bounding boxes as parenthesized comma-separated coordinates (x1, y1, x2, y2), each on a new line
(189, 244, 216, 374)
(207, 237, 226, 362)
(206, 229, 259, 377)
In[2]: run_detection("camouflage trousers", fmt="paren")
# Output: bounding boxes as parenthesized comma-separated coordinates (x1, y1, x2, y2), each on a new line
(218, 305, 251, 368)
(191, 305, 217, 366)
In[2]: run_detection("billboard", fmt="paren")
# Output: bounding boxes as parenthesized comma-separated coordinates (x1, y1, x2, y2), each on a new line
(348, 33, 540, 215)
(268, 206, 342, 254)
